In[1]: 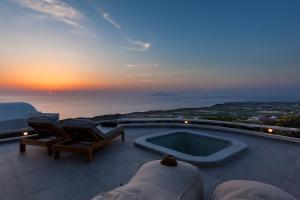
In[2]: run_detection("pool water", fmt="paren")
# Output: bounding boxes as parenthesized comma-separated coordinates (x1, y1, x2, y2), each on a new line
(148, 132, 231, 156)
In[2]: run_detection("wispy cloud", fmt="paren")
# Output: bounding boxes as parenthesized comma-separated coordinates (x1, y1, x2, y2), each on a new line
(99, 10, 120, 29)
(99, 8, 151, 52)
(126, 63, 159, 68)
(12, 0, 83, 29)
(121, 36, 152, 52)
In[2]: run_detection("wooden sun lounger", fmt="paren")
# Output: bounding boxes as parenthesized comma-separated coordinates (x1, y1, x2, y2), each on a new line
(20, 118, 69, 155)
(53, 121, 125, 162)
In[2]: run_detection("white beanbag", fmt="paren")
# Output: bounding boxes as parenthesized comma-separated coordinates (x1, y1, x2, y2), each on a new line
(213, 180, 297, 200)
(92, 160, 203, 200)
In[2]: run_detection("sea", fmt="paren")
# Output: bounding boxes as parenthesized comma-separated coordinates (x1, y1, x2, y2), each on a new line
(0, 92, 296, 119)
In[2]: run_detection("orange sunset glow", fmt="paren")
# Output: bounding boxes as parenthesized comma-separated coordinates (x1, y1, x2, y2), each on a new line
(1, 62, 105, 90)
(0, 0, 299, 94)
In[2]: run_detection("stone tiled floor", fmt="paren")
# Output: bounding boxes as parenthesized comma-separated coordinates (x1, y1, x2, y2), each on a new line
(0, 126, 299, 200)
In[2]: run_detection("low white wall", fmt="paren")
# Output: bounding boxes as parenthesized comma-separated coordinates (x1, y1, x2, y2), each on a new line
(115, 118, 300, 144)
(0, 102, 59, 134)
(0, 102, 38, 121)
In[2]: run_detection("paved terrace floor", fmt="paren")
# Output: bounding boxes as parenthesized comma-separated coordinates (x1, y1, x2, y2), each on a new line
(0, 126, 300, 200)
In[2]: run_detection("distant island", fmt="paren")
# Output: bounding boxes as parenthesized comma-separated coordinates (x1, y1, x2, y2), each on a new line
(92, 102, 300, 129)
(150, 92, 177, 96)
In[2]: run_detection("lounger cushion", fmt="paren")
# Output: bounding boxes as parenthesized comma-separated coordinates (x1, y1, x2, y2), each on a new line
(27, 117, 65, 135)
(63, 120, 123, 141)
(213, 180, 297, 200)
(96, 125, 123, 135)
(28, 116, 59, 126)
(92, 160, 203, 200)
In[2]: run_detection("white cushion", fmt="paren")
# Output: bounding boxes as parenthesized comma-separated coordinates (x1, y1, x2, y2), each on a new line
(213, 180, 297, 200)
(92, 160, 203, 200)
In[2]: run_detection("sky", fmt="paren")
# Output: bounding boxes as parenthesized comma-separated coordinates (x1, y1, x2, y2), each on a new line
(0, 0, 300, 96)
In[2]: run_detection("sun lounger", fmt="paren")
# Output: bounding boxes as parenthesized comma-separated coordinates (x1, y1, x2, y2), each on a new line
(213, 180, 297, 200)
(92, 159, 203, 200)
(53, 120, 125, 162)
(20, 117, 69, 155)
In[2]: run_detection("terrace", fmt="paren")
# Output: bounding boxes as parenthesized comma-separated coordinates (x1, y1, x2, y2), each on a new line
(0, 124, 299, 200)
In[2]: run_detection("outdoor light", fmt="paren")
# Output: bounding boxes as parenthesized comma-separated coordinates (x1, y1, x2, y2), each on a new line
(184, 120, 189, 124)
(23, 132, 28, 136)
(267, 128, 273, 134)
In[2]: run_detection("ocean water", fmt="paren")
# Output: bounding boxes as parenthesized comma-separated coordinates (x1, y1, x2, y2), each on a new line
(0, 93, 237, 119)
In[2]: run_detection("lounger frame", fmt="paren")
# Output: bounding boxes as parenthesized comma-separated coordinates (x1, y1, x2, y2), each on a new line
(20, 133, 69, 155)
(54, 127, 124, 162)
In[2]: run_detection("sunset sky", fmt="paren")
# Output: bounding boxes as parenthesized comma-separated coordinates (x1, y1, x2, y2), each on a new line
(1, 0, 300, 95)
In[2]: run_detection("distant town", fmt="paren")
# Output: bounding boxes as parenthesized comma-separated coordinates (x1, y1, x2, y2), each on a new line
(93, 102, 300, 129)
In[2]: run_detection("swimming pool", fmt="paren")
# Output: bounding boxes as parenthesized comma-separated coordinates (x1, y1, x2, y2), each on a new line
(135, 130, 247, 166)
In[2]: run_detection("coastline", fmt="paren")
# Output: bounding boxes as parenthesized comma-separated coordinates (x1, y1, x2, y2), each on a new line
(91, 102, 300, 127)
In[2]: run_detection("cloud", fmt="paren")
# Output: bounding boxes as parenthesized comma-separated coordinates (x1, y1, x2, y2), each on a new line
(99, 10, 120, 29)
(99, 8, 151, 52)
(12, 0, 83, 29)
(121, 37, 152, 52)
(126, 63, 159, 68)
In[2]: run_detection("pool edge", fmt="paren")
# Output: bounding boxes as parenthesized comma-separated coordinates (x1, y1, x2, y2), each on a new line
(134, 130, 248, 167)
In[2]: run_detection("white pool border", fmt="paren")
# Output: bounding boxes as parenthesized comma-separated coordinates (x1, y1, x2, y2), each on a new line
(135, 130, 248, 166)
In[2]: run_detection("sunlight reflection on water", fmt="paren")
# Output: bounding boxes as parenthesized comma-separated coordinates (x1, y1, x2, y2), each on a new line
(0, 94, 236, 119)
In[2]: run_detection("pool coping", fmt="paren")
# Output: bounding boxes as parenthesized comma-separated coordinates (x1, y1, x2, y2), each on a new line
(135, 130, 248, 167)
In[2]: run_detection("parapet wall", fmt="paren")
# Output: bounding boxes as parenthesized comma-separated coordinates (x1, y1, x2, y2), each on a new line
(114, 118, 300, 142)
(0, 102, 59, 134)
(0, 102, 39, 121)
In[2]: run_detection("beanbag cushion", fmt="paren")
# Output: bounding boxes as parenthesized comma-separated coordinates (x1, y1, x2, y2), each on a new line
(213, 180, 297, 200)
(92, 160, 203, 200)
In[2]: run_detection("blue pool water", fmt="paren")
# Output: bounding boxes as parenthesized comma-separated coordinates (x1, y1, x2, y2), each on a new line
(148, 132, 231, 156)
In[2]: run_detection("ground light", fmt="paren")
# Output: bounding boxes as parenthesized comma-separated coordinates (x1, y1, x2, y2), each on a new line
(267, 128, 274, 134)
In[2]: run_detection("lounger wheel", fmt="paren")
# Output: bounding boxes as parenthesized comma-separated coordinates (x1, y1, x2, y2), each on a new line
(20, 143, 26, 153)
